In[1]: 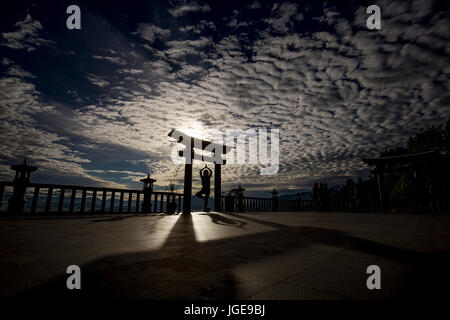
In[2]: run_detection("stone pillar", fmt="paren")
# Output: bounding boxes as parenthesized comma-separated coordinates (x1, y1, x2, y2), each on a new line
(183, 162, 192, 214)
(214, 163, 221, 212)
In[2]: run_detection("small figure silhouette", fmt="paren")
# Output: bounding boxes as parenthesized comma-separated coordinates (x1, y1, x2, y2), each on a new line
(167, 201, 177, 214)
(312, 182, 319, 211)
(195, 165, 212, 211)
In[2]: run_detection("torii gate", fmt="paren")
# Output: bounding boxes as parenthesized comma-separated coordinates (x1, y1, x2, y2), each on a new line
(168, 129, 232, 214)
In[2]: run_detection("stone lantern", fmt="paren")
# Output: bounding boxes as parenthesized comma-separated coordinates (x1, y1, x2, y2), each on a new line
(141, 174, 156, 213)
(7, 158, 37, 214)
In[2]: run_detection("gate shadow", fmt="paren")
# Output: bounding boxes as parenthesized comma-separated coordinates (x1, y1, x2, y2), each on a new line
(14, 212, 450, 299)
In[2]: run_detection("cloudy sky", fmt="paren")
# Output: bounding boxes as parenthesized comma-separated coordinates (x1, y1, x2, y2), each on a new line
(0, 0, 449, 195)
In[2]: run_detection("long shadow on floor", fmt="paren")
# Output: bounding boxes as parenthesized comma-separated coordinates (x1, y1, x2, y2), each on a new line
(198, 212, 247, 229)
(89, 214, 158, 223)
(13, 212, 450, 299)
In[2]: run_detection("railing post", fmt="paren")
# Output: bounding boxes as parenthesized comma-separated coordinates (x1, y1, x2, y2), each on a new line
(110, 191, 115, 213)
(31, 186, 40, 213)
(80, 189, 87, 213)
(91, 190, 97, 212)
(160, 193, 164, 212)
(127, 192, 132, 213)
(135, 192, 140, 212)
(0, 185, 4, 210)
(119, 191, 124, 213)
(45, 187, 53, 213)
(69, 188, 76, 213)
(101, 190, 107, 212)
(58, 188, 65, 214)
(153, 193, 158, 212)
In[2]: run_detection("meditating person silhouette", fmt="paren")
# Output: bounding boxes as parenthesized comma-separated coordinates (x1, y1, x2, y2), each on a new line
(196, 165, 212, 212)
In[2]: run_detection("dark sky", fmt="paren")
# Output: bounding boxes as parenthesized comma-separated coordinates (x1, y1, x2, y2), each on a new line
(0, 0, 449, 195)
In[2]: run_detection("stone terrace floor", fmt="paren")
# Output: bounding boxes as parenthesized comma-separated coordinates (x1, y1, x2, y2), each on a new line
(1, 211, 450, 299)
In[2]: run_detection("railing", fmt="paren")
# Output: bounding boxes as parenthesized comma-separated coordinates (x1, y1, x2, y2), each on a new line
(220, 196, 383, 213)
(311, 199, 382, 213)
(221, 196, 303, 212)
(0, 181, 183, 214)
(0, 179, 385, 215)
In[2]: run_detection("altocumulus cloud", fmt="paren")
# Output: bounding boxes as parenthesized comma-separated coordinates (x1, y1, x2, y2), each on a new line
(0, 0, 449, 194)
